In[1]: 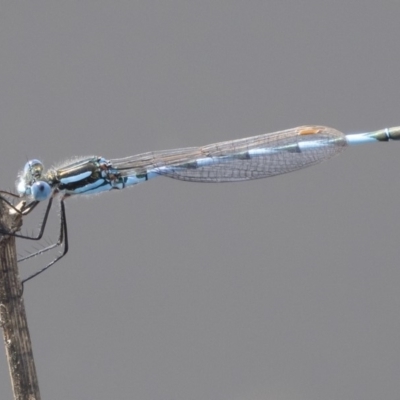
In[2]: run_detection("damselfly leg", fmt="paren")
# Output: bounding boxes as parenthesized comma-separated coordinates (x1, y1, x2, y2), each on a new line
(0, 191, 68, 288)
(20, 197, 69, 286)
(0, 189, 52, 241)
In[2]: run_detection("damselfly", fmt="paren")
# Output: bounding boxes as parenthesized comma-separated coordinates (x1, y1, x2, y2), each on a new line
(1, 125, 399, 284)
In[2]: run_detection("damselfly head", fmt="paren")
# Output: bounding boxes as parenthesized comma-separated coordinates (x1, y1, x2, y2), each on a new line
(16, 159, 51, 201)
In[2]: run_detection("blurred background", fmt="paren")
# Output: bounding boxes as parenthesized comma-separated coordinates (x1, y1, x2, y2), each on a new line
(1, 2, 400, 399)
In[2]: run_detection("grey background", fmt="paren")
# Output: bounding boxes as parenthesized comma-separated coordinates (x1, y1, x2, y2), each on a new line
(1, 2, 400, 399)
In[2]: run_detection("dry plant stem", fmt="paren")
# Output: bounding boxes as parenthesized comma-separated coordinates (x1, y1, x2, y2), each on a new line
(0, 199, 41, 400)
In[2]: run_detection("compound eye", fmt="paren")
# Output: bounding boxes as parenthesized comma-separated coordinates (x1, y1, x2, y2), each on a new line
(31, 181, 51, 201)
(23, 159, 44, 179)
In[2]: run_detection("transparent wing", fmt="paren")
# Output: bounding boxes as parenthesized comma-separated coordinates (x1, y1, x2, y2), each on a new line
(110, 126, 347, 182)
